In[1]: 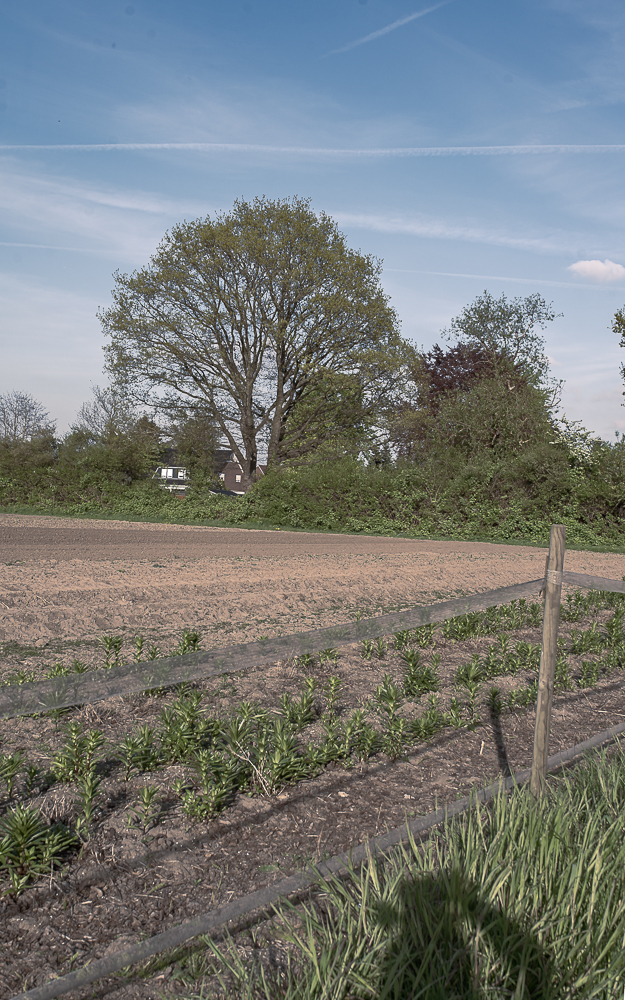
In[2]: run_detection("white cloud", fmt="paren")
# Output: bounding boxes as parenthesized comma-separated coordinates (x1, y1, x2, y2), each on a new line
(568, 258, 625, 283)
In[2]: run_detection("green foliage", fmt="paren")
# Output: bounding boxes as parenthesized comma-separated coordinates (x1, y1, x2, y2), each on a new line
(0, 805, 76, 896)
(208, 746, 625, 999)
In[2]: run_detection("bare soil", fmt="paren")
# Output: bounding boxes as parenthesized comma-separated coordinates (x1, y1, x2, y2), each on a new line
(1, 514, 625, 1000)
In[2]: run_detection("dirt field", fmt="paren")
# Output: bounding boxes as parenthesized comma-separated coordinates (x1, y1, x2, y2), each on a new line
(1, 513, 624, 666)
(1, 514, 625, 999)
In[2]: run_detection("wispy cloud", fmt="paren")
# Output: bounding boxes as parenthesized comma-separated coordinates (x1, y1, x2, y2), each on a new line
(334, 210, 577, 255)
(0, 161, 209, 261)
(329, 0, 455, 55)
(384, 267, 625, 290)
(3, 143, 625, 157)
(568, 258, 625, 283)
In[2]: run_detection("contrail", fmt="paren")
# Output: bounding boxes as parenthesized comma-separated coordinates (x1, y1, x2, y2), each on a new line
(2, 143, 625, 155)
(330, 0, 455, 55)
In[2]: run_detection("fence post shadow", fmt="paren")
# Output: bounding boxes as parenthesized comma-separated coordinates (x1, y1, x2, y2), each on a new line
(488, 701, 512, 778)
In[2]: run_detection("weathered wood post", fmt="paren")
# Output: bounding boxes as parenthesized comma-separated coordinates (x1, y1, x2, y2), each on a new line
(530, 524, 566, 796)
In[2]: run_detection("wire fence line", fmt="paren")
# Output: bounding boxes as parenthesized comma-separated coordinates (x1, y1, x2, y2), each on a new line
(0, 578, 549, 719)
(1, 572, 623, 720)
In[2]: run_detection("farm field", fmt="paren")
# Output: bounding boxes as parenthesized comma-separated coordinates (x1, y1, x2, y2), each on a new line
(1, 513, 625, 998)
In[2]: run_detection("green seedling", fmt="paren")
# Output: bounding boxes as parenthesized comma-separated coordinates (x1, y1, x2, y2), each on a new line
(446, 697, 464, 728)
(394, 630, 413, 650)
(496, 634, 510, 657)
(158, 691, 218, 763)
(324, 676, 342, 720)
(116, 725, 160, 780)
(24, 764, 42, 795)
(402, 650, 439, 698)
(279, 679, 317, 729)
(361, 639, 374, 661)
(375, 637, 387, 659)
(75, 769, 102, 834)
(343, 709, 379, 761)
(570, 623, 605, 655)
(0, 752, 24, 798)
(375, 674, 403, 723)
(455, 658, 484, 726)
(554, 656, 574, 691)
(147, 644, 160, 661)
(175, 630, 202, 655)
(1, 669, 36, 687)
(100, 635, 123, 668)
(382, 717, 410, 761)
(127, 785, 161, 834)
(578, 660, 600, 688)
(413, 623, 436, 648)
(133, 635, 145, 662)
(0, 805, 76, 897)
(319, 647, 338, 665)
(298, 653, 315, 668)
(52, 723, 105, 783)
(605, 608, 624, 648)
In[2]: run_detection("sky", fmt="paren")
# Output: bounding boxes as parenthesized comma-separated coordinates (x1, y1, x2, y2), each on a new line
(1, 0, 625, 440)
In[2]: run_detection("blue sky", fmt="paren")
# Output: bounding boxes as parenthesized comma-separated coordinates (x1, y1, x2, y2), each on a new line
(1, 0, 625, 439)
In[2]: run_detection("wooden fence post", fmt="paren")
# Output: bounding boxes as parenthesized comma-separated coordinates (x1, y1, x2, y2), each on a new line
(530, 524, 566, 796)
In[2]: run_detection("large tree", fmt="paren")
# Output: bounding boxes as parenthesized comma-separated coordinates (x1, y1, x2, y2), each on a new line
(100, 196, 403, 478)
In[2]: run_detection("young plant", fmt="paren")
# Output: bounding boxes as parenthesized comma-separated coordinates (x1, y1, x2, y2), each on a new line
(361, 639, 374, 661)
(455, 658, 484, 726)
(127, 785, 161, 835)
(324, 676, 342, 720)
(133, 634, 145, 662)
(52, 724, 105, 783)
(75, 769, 102, 835)
(578, 660, 600, 688)
(0, 805, 77, 897)
(393, 630, 413, 651)
(413, 623, 436, 648)
(175, 630, 202, 655)
(0, 752, 24, 799)
(279, 679, 317, 730)
(401, 650, 439, 699)
(374, 675, 403, 725)
(115, 724, 161, 780)
(100, 635, 123, 669)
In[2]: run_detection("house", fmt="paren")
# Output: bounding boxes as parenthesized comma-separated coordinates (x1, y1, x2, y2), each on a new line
(216, 452, 267, 494)
(153, 466, 189, 494)
(153, 450, 266, 497)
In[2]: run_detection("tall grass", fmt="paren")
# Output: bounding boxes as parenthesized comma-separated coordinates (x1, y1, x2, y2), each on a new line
(197, 745, 625, 999)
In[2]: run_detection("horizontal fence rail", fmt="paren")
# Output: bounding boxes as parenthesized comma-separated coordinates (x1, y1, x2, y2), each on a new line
(12, 720, 625, 1000)
(0, 578, 548, 719)
(562, 570, 625, 594)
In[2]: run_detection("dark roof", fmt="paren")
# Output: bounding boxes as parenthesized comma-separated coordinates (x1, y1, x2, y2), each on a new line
(213, 449, 235, 473)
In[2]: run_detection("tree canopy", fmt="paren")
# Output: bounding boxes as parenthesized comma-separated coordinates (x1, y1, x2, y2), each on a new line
(613, 304, 625, 401)
(100, 196, 403, 477)
(389, 291, 560, 464)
